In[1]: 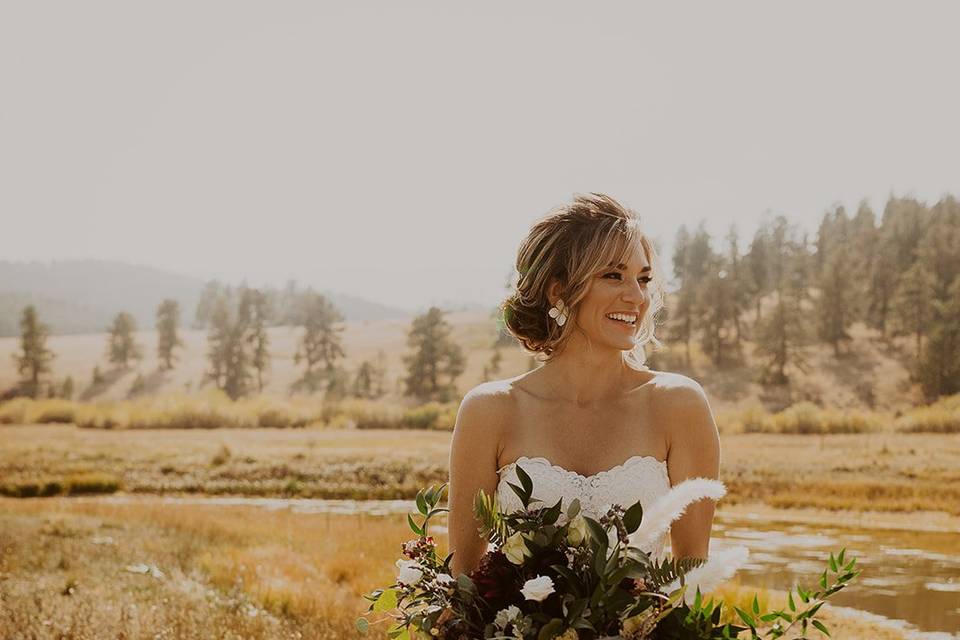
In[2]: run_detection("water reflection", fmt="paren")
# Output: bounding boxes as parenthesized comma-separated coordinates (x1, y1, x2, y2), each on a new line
(714, 512, 960, 638)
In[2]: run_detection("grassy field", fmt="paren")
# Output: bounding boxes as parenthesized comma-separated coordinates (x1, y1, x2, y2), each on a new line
(2, 424, 959, 516)
(0, 499, 913, 640)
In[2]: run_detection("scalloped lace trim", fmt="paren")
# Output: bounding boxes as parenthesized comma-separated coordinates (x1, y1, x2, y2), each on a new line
(495, 454, 672, 561)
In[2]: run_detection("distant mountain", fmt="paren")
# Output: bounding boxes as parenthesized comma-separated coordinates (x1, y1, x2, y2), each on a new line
(0, 260, 412, 336)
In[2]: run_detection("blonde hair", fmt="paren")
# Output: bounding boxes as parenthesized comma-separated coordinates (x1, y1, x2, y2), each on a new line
(499, 192, 666, 368)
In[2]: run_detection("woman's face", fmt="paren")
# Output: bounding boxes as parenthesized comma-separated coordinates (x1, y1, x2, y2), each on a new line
(570, 240, 653, 351)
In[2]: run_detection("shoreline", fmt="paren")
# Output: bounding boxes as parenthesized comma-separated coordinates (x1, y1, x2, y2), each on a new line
(717, 501, 960, 534)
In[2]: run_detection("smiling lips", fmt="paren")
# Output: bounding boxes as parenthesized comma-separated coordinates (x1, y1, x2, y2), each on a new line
(605, 312, 638, 328)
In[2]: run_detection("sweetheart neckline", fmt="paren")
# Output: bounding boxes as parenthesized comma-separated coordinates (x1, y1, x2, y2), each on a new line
(496, 454, 668, 481)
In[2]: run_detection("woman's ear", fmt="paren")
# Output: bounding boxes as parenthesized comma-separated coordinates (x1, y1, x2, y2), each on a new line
(547, 279, 561, 306)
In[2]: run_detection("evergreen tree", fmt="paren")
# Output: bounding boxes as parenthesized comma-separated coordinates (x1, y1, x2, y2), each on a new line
(13, 305, 54, 398)
(353, 360, 376, 398)
(106, 312, 142, 369)
(402, 307, 466, 401)
(815, 206, 856, 356)
(893, 260, 936, 360)
(753, 220, 812, 384)
(223, 290, 255, 400)
(293, 292, 346, 394)
(205, 297, 232, 391)
(744, 223, 772, 324)
(155, 299, 184, 370)
(246, 289, 271, 393)
(917, 275, 960, 399)
(60, 376, 75, 400)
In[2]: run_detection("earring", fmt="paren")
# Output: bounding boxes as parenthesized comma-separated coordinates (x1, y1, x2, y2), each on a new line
(548, 299, 567, 327)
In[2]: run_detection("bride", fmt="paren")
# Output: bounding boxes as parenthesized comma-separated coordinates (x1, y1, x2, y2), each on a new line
(447, 192, 721, 578)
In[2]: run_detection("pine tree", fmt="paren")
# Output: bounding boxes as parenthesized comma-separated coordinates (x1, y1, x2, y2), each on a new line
(403, 307, 466, 401)
(106, 312, 142, 369)
(13, 305, 54, 398)
(223, 290, 255, 400)
(353, 361, 376, 398)
(205, 296, 232, 391)
(753, 220, 812, 384)
(917, 276, 960, 399)
(293, 292, 346, 394)
(893, 260, 937, 360)
(245, 289, 271, 393)
(156, 299, 184, 370)
(815, 207, 856, 357)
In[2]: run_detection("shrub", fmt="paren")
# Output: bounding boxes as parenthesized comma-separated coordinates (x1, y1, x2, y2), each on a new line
(896, 394, 960, 433)
(64, 472, 121, 495)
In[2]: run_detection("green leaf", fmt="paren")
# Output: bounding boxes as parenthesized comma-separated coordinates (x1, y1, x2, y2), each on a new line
(623, 500, 644, 534)
(516, 463, 533, 499)
(416, 490, 428, 516)
(356, 617, 370, 634)
(819, 570, 828, 589)
(407, 514, 423, 536)
(537, 618, 563, 640)
(837, 548, 846, 567)
(812, 619, 831, 636)
(828, 552, 837, 572)
(506, 481, 527, 505)
(734, 606, 756, 628)
(566, 498, 581, 520)
(788, 589, 796, 612)
(752, 594, 760, 614)
(373, 588, 398, 612)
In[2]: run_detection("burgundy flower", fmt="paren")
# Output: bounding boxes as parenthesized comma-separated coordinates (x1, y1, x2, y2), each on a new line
(468, 550, 521, 611)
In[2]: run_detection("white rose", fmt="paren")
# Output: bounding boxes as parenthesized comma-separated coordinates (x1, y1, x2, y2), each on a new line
(501, 532, 532, 565)
(395, 559, 423, 585)
(521, 575, 555, 602)
(566, 515, 588, 546)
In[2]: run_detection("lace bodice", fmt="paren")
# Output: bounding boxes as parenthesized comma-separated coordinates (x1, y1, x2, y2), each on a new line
(496, 455, 672, 562)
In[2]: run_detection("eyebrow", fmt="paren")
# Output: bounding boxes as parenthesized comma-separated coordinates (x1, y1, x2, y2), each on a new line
(607, 262, 652, 272)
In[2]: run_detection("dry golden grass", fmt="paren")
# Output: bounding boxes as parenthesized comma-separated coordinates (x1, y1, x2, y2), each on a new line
(0, 498, 423, 639)
(0, 499, 910, 640)
(2, 423, 958, 518)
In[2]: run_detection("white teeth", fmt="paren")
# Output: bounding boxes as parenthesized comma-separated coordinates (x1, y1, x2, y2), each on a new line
(606, 313, 636, 324)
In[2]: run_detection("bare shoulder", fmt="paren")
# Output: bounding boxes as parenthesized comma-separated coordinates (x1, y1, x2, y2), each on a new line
(452, 379, 516, 455)
(644, 371, 717, 443)
(645, 370, 711, 408)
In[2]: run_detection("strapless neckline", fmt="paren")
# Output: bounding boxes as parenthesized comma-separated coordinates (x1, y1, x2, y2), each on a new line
(496, 454, 668, 481)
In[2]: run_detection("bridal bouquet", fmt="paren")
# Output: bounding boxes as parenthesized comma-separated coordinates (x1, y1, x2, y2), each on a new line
(358, 465, 860, 640)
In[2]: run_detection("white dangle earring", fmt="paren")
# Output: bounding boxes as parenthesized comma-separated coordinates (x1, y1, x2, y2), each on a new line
(547, 299, 567, 327)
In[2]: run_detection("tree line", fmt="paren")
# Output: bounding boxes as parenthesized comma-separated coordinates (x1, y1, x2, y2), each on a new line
(9, 194, 959, 403)
(9, 291, 467, 403)
(661, 195, 960, 399)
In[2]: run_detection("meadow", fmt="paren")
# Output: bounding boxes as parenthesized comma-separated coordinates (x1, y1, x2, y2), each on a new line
(0, 498, 915, 640)
(2, 314, 958, 638)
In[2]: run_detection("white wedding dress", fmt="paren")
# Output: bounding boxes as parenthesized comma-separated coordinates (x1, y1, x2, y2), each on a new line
(495, 454, 672, 562)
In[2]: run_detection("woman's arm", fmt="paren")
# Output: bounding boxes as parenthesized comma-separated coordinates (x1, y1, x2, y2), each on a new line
(447, 386, 504, 578)
(663, 377, 721, 561)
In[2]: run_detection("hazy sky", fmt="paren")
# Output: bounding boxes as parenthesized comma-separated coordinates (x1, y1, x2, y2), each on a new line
(2, 2, 958, 312)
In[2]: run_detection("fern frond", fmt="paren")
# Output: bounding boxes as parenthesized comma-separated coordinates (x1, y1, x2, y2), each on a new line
(646, 556, 706, 590)
(473, 489, 508, 546)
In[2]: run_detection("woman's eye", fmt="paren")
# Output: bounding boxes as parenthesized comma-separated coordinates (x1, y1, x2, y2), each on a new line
(604, 273, 653, 284)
